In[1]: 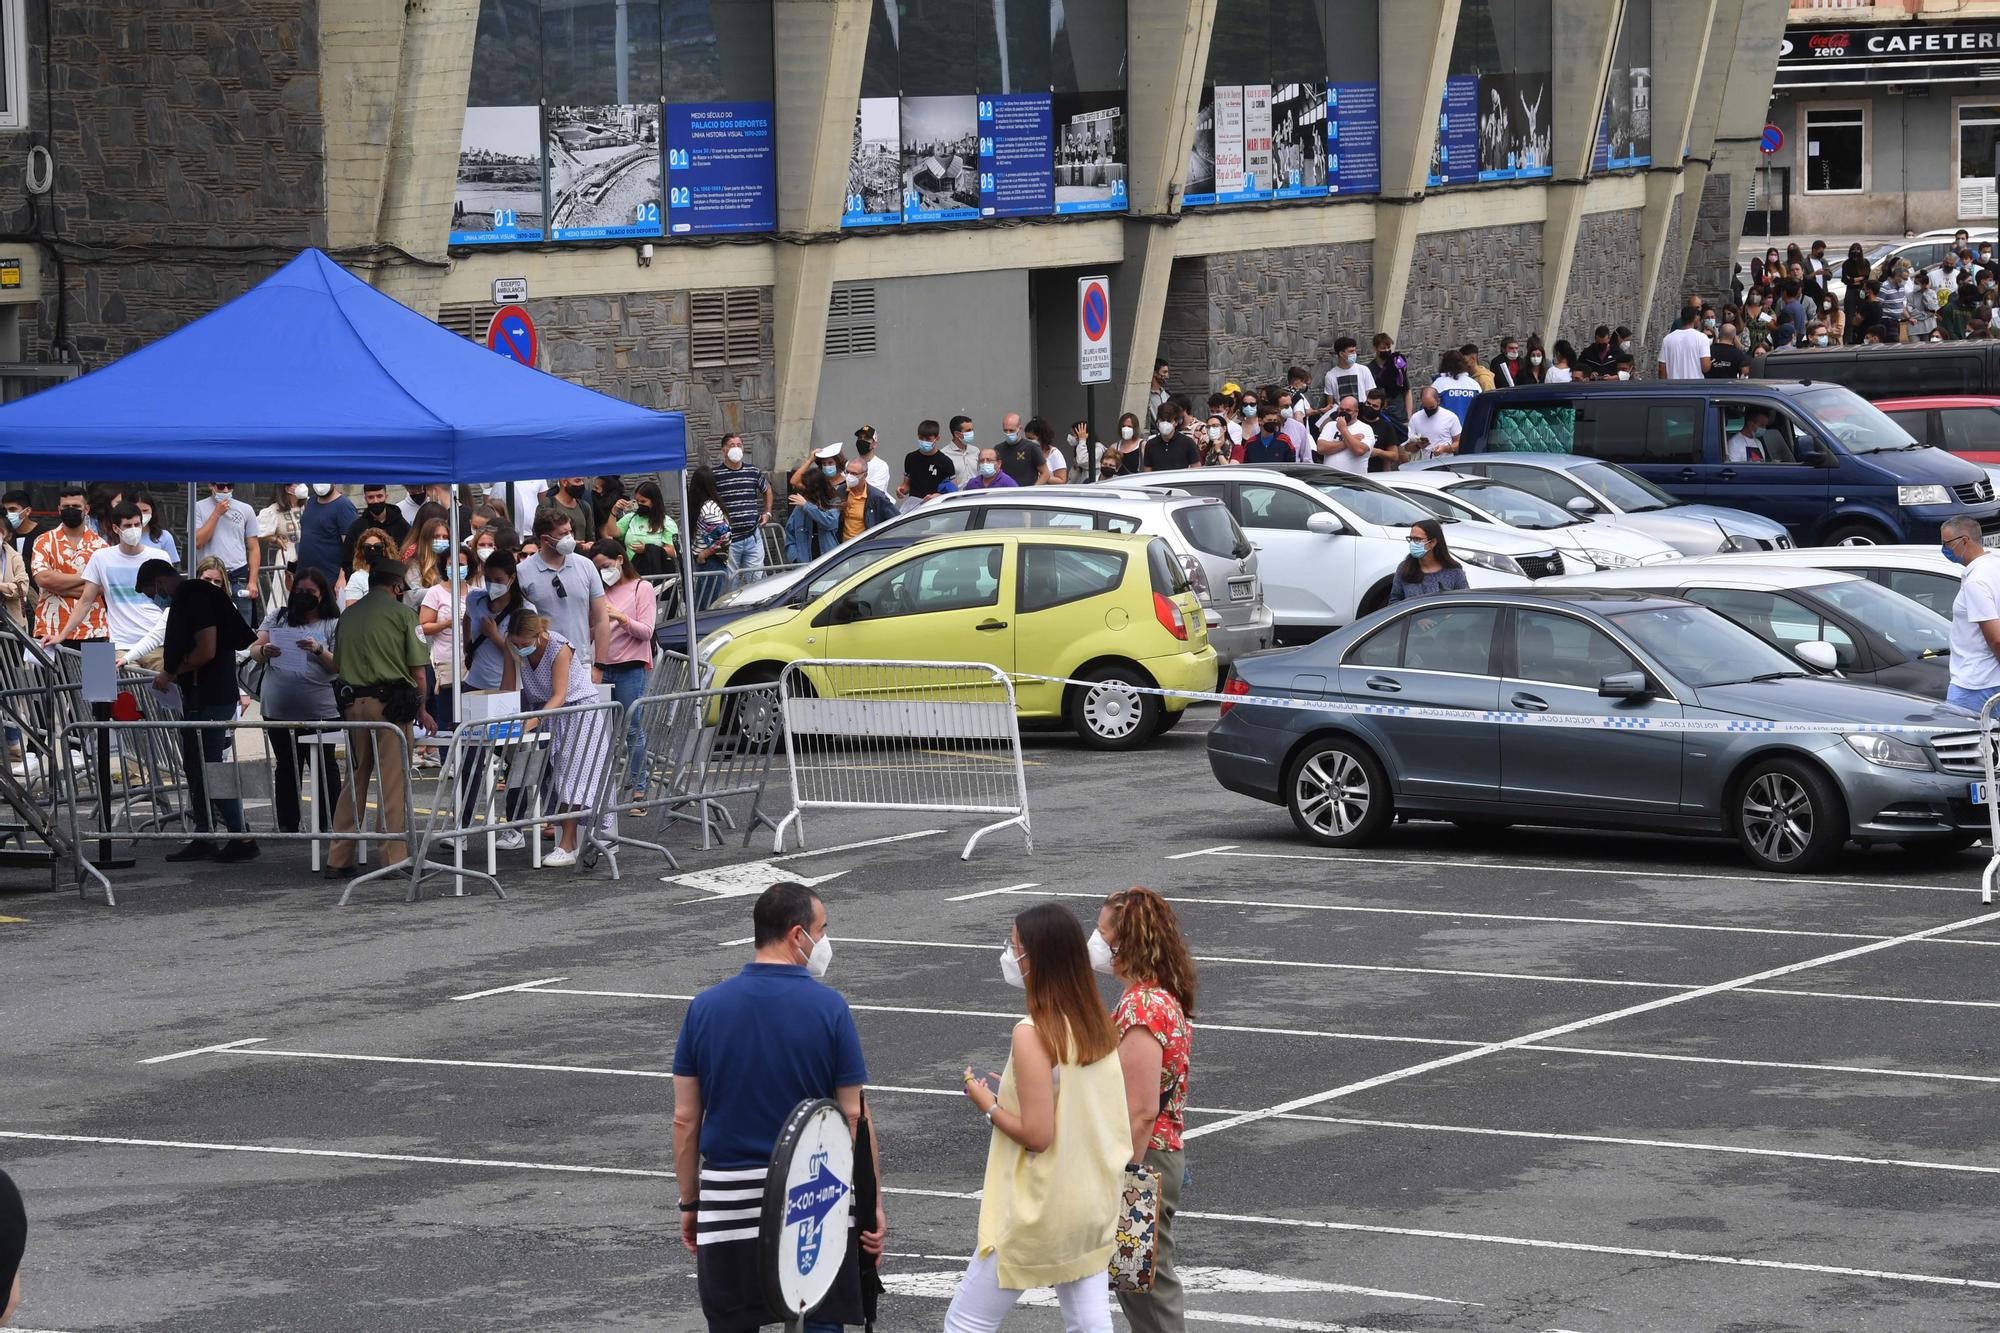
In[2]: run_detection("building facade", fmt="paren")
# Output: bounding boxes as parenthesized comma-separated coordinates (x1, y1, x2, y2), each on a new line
(0, 0, 1783, 471)
(1768, 0, 2000, 237)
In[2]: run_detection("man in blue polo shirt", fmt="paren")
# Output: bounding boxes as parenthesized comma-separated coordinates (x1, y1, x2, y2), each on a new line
(673, 882, 884, 1332)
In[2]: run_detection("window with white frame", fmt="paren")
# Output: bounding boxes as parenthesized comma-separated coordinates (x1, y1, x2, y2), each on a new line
(1957, 103, 2000, 220)
(0, 0, 26, 133)
(1803, 105, 1865, 194)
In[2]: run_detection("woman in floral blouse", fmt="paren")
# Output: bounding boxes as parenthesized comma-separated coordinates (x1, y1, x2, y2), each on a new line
(1093, 886, 1196, 1333)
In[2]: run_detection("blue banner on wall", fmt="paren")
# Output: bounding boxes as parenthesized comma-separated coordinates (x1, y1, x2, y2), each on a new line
(664, 102, 776, 235)
(978, 93, 1054, 218)
(1326, 81, 1380, 196)
(1592, 109, 1611, 175)
(1429, 75, 1480, 187)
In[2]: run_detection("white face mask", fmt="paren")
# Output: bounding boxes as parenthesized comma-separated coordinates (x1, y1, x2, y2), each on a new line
(1206, 425, 1223, 442)
(118, 526, 143, 549)
(1616, 370, 1632, 380)
(311, 484, 332, 498)
(725, 446, 744, 465)
(1000, 941, 1027, 989)
(485, 580, 510, 599)
(292, 484, 309, 500)
(1158, 422, 1176, 439)
(1529, 354, 1544, 365)
(554, 534, 577, 557)
(599, 564, 619, 587)
(797, 927, 832, 979)
(1119, 425, 1136, 441)
(1087, 929, 1116, 976)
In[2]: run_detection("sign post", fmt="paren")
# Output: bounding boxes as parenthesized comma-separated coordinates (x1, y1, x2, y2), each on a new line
(1758, 125, 1783, 239)
(1077, 275, 1112, 471)
(761, 1098, 854, 1331)
(485, 305, 538, 367)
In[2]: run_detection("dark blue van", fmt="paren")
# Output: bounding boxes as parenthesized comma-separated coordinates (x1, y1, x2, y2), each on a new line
(1456, 379, 2000, 545)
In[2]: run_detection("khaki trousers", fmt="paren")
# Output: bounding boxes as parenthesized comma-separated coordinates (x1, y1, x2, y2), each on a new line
(328, 696, 411, 869)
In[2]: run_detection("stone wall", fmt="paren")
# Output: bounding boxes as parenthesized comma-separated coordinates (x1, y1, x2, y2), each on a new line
(1200, 242, 1374, 389)
(1644, 195, 1686, 352)
(1562, 210, 1647, 349)
(1, 1, 325, 364)
(524, 289, 777, 467)
(1685, 171, 1736, 305)
(1155, 258, 1212, 396)
(1396, 222, 1543, 380)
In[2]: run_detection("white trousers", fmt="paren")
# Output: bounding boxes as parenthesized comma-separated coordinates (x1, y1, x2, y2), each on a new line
(941, 1250, 1112, 1333)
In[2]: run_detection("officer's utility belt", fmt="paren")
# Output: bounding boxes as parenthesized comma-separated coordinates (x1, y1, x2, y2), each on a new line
(333, 679, 422, 725)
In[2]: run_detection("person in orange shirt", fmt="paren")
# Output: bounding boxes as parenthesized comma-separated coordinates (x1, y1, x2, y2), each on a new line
(31, 483, 106, 644)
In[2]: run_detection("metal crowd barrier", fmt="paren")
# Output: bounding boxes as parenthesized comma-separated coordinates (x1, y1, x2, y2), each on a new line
(773, 658, 1032, 861)
(57, 715, 415, 906)
(1980, 693, 2000, 905)
(611, 680, 784, 862)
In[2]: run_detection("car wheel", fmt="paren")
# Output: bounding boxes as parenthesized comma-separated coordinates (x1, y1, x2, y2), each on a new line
(721, 664, 795, 745)
(1734, 757, 1846, 872)
(1067, 665, 1161, 751)
(1153, 707, 1187, 737)
(1285, 737, 1393, 847)
(1822, 520, 1893, 547)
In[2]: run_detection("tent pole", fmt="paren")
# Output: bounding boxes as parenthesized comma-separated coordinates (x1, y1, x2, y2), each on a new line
(449, 486, 464, 891)
(676, 468, 698, 674)
(185, 482, 196, 573)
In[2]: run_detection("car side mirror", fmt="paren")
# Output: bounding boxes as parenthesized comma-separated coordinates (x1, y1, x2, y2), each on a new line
(1597, 671, 1651, 699)
(1305, 512, 1342, 536)
(1565, 496, 1598, 515)
(1795, 640, 1840, 671)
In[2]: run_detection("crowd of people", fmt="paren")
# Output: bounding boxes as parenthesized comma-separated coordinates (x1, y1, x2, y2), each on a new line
(674, 881, 1197, 1333)
(1727, 230, 2000, 356)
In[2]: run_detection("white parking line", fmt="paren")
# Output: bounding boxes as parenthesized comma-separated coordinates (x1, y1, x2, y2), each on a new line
(138, 1038, 270, 1065)
(715, 935, 2000, 1012)
(1168, 844, 1981, 895)
(944, 881, 1040, 902)
(449, 976, 571, 1003)
(1184, 902, 2000, 1141)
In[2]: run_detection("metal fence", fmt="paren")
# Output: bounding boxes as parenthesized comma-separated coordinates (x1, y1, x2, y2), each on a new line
(774, 659, 1031, 861)
(1980, 694, 2000, 905)
(611, 680, 784, 862)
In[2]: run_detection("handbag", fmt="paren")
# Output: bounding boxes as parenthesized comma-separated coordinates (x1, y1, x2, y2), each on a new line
(1107, 1161, 1160, 1294)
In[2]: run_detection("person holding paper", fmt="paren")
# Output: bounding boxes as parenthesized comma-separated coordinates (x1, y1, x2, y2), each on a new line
(250, 566, 342, 835)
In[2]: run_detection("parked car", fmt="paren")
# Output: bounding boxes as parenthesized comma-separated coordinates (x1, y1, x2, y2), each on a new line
(1455, 380, 2000, 546)
(1875, 395, 2000, 493)
(701, 530, 1217, 750)
(1408, 451, 1792, 555)
(1208, 588, 1986, 872)
(1130, 465, 1539, 641)
(1821, 230, 1995, 303)
(1684, 545, 1965, 618)
(1382, 470, 1683, 570)
(1548, 564, 1952, 698)
(1762, 340, 2000, 402)
(661, 487, 1272, 667)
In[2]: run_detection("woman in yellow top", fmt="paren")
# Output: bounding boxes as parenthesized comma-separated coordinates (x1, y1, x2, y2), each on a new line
(949, 903, 1130, 1332)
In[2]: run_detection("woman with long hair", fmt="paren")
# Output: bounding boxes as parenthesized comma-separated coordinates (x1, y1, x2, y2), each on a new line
(418, 542, 477, 754)
(342, 526, 396, 608)
(137, 496, 179, 565)
(501, 611, 612, 868)
(1546, 339, 1577, 383)
(1389, 517, 1468, 603)
(458, 548, 533, 849)
(259, 484, 304, 603)
(591, 537, 655, 805)
(686, 466, 733, 611)
(616, 479, 677, 577)
(1109, 411, 1145, 477)
(406, 516, 452, 598)
(948, 903, 1131, 1332)
(1094, 887, 1197, 1333)
(249, 565, 342, 834)
(784, 464, 841, 563)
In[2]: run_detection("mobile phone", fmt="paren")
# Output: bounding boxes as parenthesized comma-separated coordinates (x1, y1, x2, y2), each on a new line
(969, 1068, 1001, 1097)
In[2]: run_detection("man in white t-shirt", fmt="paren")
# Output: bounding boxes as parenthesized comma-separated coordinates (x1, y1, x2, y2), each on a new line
(41, 503, 168, 662)
(1322, 336, 1377, 407)
(1315, 396, 1376, 475)
(1944, 516, 2000, 715)
(1406, 387, 1463, 460)
(1657, 307, 1712, 380)
(1724, 407, 1772, 464)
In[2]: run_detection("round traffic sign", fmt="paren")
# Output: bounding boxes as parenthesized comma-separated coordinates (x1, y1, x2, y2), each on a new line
(486, 304, 538, 366)
(1760, 123, 1784, 156)
(1082, 282, 1109, 342)
(761, 1098, 855, 1321)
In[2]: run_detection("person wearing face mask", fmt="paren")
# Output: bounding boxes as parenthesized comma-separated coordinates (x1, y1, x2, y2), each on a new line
(31, 485, 106, 645)
(1368, 335, 1411, 423)
(136, 560, 259, 863)
(614, 479, 678, 577)
(1941, 517, 2000, 715)
(674, 881, 884, 1333)
(2, 489, 40, 578)
(715, 434, 773, 583)
(964, 446, 1021, 491)
(1108, 412, 1146, 477)
(342, 484, 410, 575)
(340, 526, 396, 609)
(296, 483, 358, 591)
(517, 508, 611, 670)
(1321, 334, 1376, 406)
(1389, 519, 1468, 603)
(544, 477, 596, 548)
(191, 481, 257, 622)
(252, 565, 343, 834)
(1908, 270, 1939, 342)
(1705, 323, 1751, 380)
(0, 511, 26, 630)
(326, 557, 434, 877)
(1575, 324, 1616, 380)
(1314, 394, 1377, 476)
(1358, 389, 1408, 468)
(993, 412, 1052, 487)
(1658, 306, 1712, 380)
(684, 465, 737, 612)
(1428, 350, 1482, 423)
(1407, 386, 1462, 460)
(902, 418, 958, 503)
(943, 415, 981, 488)
(500, 611, 612, 867)
(1093, 886, 1197, 1333)
(589, 538, 657, 810)
(415, 538, 478, 756)
(835, 457, 899, 536)
(42, 503, 169, 666)
(1272, 391, 1312, 460)
(1610, 350, 1637, 381)
(784, 464, 844, 562)
(1065, 418, 1095, 484)
(947, 902, 1128, 1333)
(135, 499, 180, 566)
(257, 484, 304, 603)
(1144, 408, 1201, 472)
(1489, 337, 1527, 387)
(1197, 413, 1235, 467)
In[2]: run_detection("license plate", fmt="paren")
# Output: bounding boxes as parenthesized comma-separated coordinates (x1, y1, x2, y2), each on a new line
(1972, 782, 1989, 804)
(1229, 580, 1254, 602)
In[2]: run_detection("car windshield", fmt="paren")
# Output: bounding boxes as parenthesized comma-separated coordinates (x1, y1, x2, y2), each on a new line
(1570, 461, 1680, 513)
(1611, 605, 1804, 687)
(1453, 481, 1579, 530)
(1308, 476, 1434, 526)
(1813, 578, 1951, 657)
(1795, 386, 1922, 454)
(709, 566, 803, 609)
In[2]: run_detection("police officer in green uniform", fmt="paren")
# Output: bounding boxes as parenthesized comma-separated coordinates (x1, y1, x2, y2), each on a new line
(327, 558, 433, 873)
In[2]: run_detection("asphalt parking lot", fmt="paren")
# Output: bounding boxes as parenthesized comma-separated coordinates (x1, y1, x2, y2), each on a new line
(8, 708, 2000, 1331)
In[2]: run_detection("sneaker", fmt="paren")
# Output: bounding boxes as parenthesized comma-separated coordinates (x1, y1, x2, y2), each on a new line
(493, 829, 525, 851)
(215, 840, 261, 864)
(544, 846, 578, 868)
(165, 840, 217, 863)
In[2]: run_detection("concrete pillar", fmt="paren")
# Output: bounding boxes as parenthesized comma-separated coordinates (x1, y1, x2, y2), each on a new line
(1113, 0, 1219, 413)
(1371, 0, 1461, 337)
(769, 0, 871, 463)
(319, 0, 481, 314)
(1634, 0, 1718, 345)
(1540, 0, 1626, 339)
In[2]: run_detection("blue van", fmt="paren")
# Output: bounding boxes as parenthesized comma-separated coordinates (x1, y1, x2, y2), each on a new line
(1456, 379, 2000, 545)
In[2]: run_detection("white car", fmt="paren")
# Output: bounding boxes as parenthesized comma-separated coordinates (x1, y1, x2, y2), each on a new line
(1383, 470, 1682, 571)
(1683, 545, 1964, 619)
(1133, 465, 1539, 638)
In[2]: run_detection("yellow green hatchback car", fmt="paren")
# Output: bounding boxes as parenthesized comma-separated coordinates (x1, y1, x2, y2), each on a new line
(700, 530, 1216, 749)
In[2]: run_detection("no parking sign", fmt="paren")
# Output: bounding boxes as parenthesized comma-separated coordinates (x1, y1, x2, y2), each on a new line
(1077, 275, 1112, 385)
(486, 304, 538, 367)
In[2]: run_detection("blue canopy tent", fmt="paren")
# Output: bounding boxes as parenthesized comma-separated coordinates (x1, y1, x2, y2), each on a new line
(0, 247, 685, 481)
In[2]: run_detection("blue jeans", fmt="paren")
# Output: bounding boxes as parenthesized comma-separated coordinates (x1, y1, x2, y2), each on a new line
(694, 554, 730, 610)
(600, 660, 648, 791)
(730, 533, 765, 588)
(1947, 683, 2000, 718)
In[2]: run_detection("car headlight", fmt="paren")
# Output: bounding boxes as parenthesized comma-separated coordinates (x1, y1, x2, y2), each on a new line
(1898, 484, 1952, 507)
(1842, 732, 1933, 771)
(1581, 548, 1638, 570)
(696, 630, 733, 661)
(1459, 548, 1525, 577)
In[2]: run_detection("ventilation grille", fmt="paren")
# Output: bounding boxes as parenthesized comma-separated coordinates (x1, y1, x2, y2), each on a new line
(825, 284, 879, 358)
(437, 303, 498, 341)
(692, 287, 763, 367)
